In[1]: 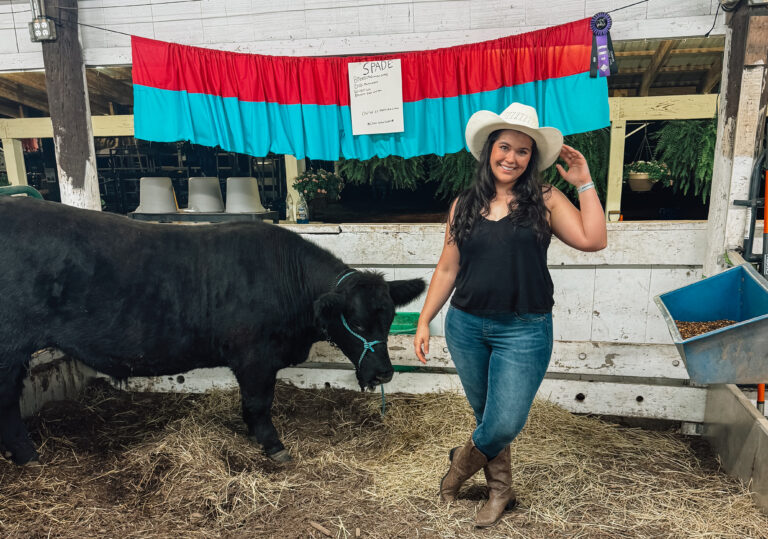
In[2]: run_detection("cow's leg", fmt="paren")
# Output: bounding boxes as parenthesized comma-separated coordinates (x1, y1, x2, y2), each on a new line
(0, 358, 39, 465)
(234, 368, 290, 462)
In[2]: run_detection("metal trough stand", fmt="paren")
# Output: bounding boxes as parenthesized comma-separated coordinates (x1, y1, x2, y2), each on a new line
(654, 264, 768, 384)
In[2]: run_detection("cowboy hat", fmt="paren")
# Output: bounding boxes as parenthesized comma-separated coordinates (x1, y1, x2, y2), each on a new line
(465, 103, 563, 170)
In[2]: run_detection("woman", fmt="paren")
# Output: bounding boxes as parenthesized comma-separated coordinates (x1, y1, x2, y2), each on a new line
(413, 102, 607, 528)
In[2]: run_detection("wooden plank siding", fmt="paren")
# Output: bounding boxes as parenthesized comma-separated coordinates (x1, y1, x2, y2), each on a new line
(0, 1, 727, 72)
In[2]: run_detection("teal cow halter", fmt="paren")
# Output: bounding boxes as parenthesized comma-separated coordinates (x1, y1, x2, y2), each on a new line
(336, 271, 382, 369)
(336, 270, 388, 414)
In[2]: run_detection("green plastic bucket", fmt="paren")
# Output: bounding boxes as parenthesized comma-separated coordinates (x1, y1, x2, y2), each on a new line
(390, 312, 419, 335)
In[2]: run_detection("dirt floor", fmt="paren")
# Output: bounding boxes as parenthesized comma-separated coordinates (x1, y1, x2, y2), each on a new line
(1, 380, 767, 539)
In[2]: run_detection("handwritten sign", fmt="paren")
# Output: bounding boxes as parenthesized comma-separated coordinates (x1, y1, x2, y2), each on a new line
(348, 59, 404, 135)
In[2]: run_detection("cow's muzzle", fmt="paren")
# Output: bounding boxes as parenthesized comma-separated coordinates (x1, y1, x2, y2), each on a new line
(359, 367, 394, 391)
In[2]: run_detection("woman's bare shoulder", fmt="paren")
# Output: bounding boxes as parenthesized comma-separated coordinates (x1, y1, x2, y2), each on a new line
(542, 183, 562, 206)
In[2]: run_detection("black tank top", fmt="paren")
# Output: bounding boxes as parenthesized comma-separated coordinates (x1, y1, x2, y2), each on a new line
(450, 216, 554, 314)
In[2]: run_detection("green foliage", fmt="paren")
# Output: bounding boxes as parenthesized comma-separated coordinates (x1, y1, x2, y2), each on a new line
(653, 118, 717, 203)
(292, 168, 344, 201)
(542, 128, 609, 204)
(624, 160, 672, 185)
(426, 150, 478, 199)
(0, 173, 8, 187)
(337, 128, 610, 203)
(337, 155, 430, 191)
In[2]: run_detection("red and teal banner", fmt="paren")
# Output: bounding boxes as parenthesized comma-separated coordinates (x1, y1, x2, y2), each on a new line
(132, 18, 609, 160)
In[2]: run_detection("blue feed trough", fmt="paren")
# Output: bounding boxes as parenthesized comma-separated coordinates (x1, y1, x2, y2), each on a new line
(654, 264, 768, 384)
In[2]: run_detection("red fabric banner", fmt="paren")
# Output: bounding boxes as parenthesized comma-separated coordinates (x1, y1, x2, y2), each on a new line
(132, 18, 592, 107)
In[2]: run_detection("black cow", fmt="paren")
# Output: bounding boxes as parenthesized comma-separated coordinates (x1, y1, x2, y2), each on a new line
(0, 197, 425, 465)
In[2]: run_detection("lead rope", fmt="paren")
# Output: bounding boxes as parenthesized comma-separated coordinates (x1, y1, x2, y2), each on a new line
(336, 271, 388, 415)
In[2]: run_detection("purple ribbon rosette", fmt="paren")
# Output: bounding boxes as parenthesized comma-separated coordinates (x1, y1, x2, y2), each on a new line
(590, 12, 617, 78)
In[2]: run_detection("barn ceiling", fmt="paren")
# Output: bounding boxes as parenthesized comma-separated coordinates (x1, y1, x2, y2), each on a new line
(0, 37, 725, 120)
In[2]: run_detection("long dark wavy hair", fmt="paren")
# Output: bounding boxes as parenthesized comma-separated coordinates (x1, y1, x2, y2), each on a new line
(448, 129, 552, 248)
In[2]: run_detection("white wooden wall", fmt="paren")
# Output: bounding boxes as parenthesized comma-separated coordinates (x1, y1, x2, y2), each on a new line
(98, 221, 712, 424)
(0, 0, 725, 71)
(286, 221, 706, 344)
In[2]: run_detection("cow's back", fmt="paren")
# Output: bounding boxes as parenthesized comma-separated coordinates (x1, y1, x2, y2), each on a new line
(0, 198, 328, 376)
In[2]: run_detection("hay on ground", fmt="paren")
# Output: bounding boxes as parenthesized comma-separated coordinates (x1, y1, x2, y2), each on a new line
(0, 379, 766, 538)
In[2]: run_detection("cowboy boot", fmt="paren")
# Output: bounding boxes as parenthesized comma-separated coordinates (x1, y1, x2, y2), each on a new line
(439, 437, 488, 502)
(475, 445, 517, 527)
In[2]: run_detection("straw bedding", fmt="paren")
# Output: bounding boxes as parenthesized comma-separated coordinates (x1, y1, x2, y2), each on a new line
(1, 379, 766, 538)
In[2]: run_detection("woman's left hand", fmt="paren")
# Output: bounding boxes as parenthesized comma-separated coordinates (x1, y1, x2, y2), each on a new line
(555, 144, 592, 188)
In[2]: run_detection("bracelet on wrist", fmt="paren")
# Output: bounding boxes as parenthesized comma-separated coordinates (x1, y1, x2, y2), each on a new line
(577, 182, 595, 194)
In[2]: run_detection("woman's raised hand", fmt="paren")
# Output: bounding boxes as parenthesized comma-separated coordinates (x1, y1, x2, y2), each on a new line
(555, 144, 592, 188)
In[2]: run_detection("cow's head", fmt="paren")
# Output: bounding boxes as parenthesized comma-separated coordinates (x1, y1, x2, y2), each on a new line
(314, 271, 426, 390)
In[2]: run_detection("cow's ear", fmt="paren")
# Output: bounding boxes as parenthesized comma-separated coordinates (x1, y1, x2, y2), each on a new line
(387, 278, 426, 307)
(314, 292, 345, 327)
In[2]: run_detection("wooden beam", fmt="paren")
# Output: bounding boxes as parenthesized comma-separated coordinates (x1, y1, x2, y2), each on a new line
(0, 99, 23, 118)
(42, 0, 101, 210)
(605, 118, 626, 222)
(0, 78, 50, 114)
(0, 115, 135, 139)
(85, 70, 133, 105)
(1, 72, 48, 92)
(619, 65, 712, 75)
(639, 40, 677, 97)
(615, 47, 724, 58)
(649, 86, 701, 96)
(0, 73, 110, 116)
(609, 95, 719, 121)
(95, 67, 132, 81)
(1, 138, 27, 186)
(698, 57, 723, 93)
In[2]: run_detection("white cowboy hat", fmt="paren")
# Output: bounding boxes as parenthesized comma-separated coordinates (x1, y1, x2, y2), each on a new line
(465, 102, 564, 170)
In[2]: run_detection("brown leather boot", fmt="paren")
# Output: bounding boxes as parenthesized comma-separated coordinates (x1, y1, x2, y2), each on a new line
(475, 445, 516, 527)
(439, 437, 488, 503)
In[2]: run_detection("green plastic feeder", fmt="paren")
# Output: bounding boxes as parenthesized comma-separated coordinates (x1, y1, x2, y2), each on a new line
(389, 312, 420, 372)
(390, 312, 419, 335)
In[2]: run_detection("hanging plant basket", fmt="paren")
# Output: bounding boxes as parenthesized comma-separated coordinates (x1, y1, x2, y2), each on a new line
(627, 172, 654, 192)
(624, 160, 670, 193)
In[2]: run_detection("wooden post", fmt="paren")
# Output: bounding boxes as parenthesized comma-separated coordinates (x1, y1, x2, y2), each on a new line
(704, 7, 768, 276)
(1, 138, 27, 186)
(284, 156, 306, 222)
(725, 14, 768, 254)
(41, 0, 101, 210)
(605, 117, 626, 221)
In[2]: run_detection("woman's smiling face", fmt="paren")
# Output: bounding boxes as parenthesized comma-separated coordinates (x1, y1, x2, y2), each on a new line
(489, 129, 534, 187)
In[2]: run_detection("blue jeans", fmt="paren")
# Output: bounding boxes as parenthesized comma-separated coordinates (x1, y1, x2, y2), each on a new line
(445, 306, 553, 459)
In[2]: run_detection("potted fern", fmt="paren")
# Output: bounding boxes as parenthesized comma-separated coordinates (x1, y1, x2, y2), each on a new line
(652, 118, 717, 202)
(337, 155, 430, 192)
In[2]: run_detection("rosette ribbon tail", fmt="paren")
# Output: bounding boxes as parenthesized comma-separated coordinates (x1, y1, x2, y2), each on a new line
(590, 13, 618, 78)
